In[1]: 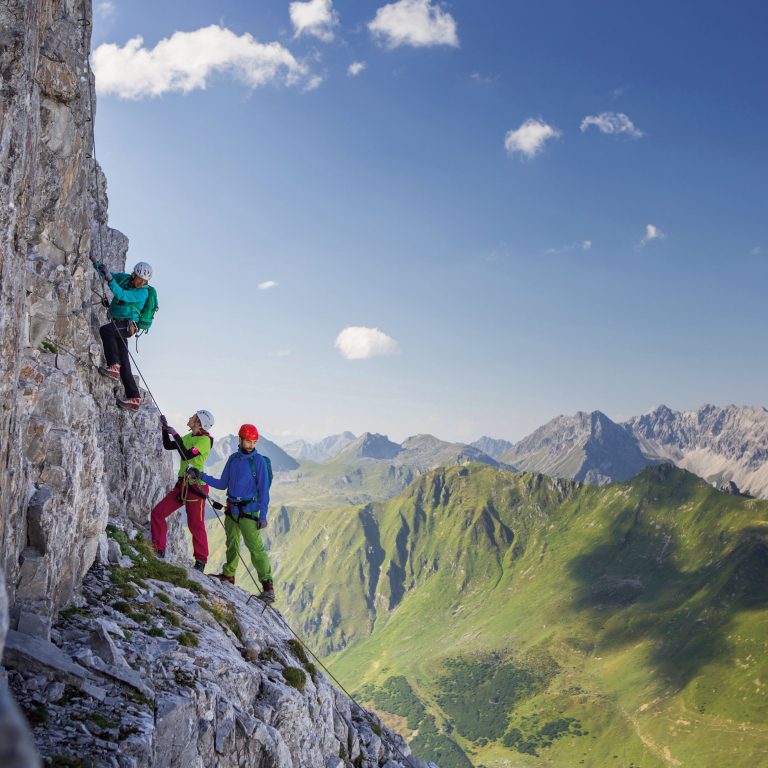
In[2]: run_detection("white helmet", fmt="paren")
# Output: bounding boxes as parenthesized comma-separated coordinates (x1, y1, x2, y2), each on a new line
(195, 409, 214, 431)
(133, 261, 153, 281)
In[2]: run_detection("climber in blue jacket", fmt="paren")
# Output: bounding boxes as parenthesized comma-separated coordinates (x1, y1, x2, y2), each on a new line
(189, 423, 275, 603)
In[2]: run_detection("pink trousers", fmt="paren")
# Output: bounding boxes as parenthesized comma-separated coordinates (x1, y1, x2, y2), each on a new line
(150, 480, 209, 563)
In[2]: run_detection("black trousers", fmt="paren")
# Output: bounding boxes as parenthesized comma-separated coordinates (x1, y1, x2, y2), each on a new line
(99, 321, 139, 398)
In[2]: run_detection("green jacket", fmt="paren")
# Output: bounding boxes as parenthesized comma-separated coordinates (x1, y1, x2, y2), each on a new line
(93, 262, 148, 323)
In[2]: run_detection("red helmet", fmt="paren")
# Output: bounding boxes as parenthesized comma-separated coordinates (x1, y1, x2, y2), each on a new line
(238, 424, 259, 441)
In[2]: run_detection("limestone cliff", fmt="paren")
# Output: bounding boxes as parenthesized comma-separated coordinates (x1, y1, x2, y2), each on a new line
(0, 2, 432, 766)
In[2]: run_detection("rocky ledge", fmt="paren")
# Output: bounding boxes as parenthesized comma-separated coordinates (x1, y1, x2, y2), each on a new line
(4, 521, 436, 768)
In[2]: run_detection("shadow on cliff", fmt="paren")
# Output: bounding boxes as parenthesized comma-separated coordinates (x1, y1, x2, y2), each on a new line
(567, 500, 768, 686)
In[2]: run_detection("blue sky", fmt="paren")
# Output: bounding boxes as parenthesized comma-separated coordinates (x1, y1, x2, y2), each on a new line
(90, 0, 768, 443)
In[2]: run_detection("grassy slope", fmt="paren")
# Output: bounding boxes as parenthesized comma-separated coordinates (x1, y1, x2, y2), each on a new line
(206, 464, 768, 767)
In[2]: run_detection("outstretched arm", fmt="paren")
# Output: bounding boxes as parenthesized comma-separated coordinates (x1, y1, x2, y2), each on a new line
(201, 455, 232, 491)
(108, 275, 147, 306)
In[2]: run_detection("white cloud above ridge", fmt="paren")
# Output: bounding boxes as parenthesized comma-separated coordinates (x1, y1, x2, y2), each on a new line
(258, 280, 278, 290)
(504, 118, 561, 159)
(335, 326, 400, 360)
(289, 0, 339, 42)
(368, 0, 458, 49)
(348, 61, 366, 76)
(581, 111, 644, 138)
(639, 224, 666, 247)
(92, 25, 309, 99)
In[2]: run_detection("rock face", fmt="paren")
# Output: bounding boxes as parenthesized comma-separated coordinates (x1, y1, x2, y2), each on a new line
(4, 525, 434, 768)
(624, 404, 768, 498)
(0, 0, 181, 630)
(499, 410, 656, 484)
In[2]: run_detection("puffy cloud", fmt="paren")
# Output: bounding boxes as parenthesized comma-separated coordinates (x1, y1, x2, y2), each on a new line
(580, 111, 644, 138)
(258, 280, 278, 290)
(96, 1, 117, 19)
(335, 326, 400, 360)
(369, 0, 458, 49)
(92, 25, 309, 99)
(348, 61, 367, 76)
(504, 118, 561, 159)
(581, 240, 593, 250)
(289, 0, 339, 42)
(639, 224, 666, 247)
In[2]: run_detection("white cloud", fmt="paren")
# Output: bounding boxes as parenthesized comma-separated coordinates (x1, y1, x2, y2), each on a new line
(580, 111, 644, 138)
(258, 280, 278, 290)
(335, 326, 400, 360)
(348, 61, 367, 77)
(290, 0, 339, 42)
(751, 246, 762, 256)
(470, 72, 497, 85)
(304, 74, 324, 91)
(639, 224, 666, 247)
(96, 1, 117, 19)
(273, 349, 291, 357)
(543, 239, 593, 256)
(92, 25, 309, 99)
(504, 118, 561, 159)
(369, 0, 458, 49)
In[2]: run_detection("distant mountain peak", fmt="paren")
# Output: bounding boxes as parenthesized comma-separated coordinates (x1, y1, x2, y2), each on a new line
(339, 432, 402, 460)
(283, 432, 357, 463)
(471, 436, 514, 458)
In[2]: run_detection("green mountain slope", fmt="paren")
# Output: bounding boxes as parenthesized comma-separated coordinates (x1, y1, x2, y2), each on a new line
(206, 464, 768, 767)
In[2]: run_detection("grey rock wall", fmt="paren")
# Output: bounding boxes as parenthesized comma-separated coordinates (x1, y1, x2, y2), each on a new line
(1, 0, 183, 630)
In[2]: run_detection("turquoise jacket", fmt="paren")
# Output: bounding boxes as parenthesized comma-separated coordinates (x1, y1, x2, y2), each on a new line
(92, 262, 148, 322)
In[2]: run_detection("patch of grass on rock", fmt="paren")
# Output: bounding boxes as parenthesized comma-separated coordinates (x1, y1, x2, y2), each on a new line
(282, 666, 307, 692)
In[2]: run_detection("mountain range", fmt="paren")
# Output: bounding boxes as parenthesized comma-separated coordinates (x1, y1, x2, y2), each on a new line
(496, 403, 768, 498)
(227, 462, 768, 768)
(261, 404, 768, 501)
(283, 432, 357, 463)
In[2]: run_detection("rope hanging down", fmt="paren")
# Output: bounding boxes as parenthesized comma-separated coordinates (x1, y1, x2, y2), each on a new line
(77, 12, 415, 765)
(203, 496, 415, 766)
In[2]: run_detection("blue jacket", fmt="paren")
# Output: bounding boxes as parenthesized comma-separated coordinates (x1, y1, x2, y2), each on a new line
(201, 449, 270, 520)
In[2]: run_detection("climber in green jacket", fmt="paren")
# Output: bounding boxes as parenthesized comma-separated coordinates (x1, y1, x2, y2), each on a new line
(89, 255, 153, 411)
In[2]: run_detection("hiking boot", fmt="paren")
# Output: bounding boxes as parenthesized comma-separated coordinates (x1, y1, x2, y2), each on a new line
(116, 396, 141, 411)
(212, 573, 235, 584)
(155, 548, 165, 559)
(193, 560, 206, 572)
(99, 363, 121, 380)
(259, 580, 275, 604)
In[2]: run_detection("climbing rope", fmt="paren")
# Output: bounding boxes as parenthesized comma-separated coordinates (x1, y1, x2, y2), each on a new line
(202, 495, 414, 765)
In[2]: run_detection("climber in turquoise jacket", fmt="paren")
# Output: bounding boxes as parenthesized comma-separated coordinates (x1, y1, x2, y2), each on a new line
(89, 255, 153, 411)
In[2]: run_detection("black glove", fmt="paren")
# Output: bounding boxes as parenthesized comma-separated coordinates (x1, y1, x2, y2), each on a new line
(185, 466, 201, 481)
(160, 415, 168, 430)
(257, 516, 268, 530)
(211, 500, 224, 511)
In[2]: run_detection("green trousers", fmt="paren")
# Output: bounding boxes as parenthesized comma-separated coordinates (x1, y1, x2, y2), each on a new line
(223, 514, 273, 582)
